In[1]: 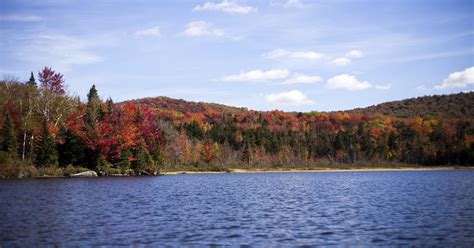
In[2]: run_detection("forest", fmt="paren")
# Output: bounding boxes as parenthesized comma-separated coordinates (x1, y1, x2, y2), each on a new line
(1, 67, 473, 177)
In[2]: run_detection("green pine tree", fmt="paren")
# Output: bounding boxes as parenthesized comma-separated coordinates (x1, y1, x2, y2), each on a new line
(132, 143, 155, 173)
(85, 84, 102, 127)
(105, 97, 114, 115)
(58, 127, 86, 166)
(26, 72, 36, 87)
(1, 112, 18, 157)
(152, 146, 165, 168)
(242, 140, 252, 164)
(35, 122, 58, 166)
(115, 148, 132, 173)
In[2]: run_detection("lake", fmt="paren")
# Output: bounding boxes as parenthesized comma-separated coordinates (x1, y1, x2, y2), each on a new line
(1, 170, 474, 246)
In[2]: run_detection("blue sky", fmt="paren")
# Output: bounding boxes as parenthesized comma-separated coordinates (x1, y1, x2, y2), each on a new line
(1, 0, 473, 111)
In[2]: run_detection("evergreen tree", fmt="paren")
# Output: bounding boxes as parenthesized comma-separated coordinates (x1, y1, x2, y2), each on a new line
(185, 120, 204, 140)
(132, 143, 155, 173)
(58, 127, 86, 166)
(83, 85, 102, 169)
(26, 72, 36, 87)
(1, 112, 18, 157)
(242, 140, 252, 164)
(151, 146, 165, 168)
(105, 97, 114, 115)
(85, 84, 102, 126)
(116, 148, 132, 172)
(36, 122, 58, 166)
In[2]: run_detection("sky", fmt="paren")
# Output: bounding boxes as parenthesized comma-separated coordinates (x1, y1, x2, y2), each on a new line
(0, 0, 473, 112)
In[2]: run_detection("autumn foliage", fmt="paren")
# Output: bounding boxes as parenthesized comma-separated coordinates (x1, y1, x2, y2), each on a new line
(1, 67, 473, 175)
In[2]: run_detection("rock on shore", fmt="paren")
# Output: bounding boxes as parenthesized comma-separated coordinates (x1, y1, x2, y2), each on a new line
(70, 170, 98, 177)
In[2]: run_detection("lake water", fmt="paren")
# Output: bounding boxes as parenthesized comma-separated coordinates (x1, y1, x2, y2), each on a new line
(1, 170, 474, 246)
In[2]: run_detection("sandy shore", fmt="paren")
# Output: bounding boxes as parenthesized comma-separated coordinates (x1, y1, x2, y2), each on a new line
(161, 167, 473, 175)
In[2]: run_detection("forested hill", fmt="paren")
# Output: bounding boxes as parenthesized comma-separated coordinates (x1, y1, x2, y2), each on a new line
(126, 96, 246, 114)
(127, 91, 474, 120)
(349, 92, 474, 119)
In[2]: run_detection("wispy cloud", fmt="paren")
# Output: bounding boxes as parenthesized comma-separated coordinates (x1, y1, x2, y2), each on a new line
(435, 66, 474, 89)
(263, 48, 323, 61)
(223, 69, 289, 82)
(375, 83, 392, 90)
(13, 33, 103, 71)
(193, 0, 257, 14)
(329, 57, 351, 66)
(416, 85, 427, 91)
(284, 0, 304, 8)
(265, 90, 313, 106)
(0, 14, 42, 22)
(183, 21, 224, 37)
(270, 0, 304, 8)
(346, 50, 364, 58)
(328, 50, 364, 66)
(135, 26, 161, 37)
(282, 73, 321, 85)
(386, 49, 474, 63)
(326, 74, 371, 91)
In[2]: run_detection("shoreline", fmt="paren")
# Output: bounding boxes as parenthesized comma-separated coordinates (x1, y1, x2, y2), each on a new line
(2, 166, 473, 179)
(161, 166, 474, 175)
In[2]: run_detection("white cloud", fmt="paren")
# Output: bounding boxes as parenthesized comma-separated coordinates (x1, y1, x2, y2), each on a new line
(416, 85, 427, 91)
(326, 74, 372, 91)
(329, 57, 351, 66)
(282, 73, 321, 85)
(193, 0, 257, 14)
(375, 83, 392, 90)
(328, 50, 363, 66)
(14, 34, 103, 72)
(223, 69, 290, 82)
(346, 50, 364, 58)
(435, 67, 474, 89)
(135, 26, 161, 37)
(0, 14, 42, 22)
(183, 21, 224, 37)
(265, 90, 313, 106)
(264, 48, 323, 61)
(284, 0, 303, 8)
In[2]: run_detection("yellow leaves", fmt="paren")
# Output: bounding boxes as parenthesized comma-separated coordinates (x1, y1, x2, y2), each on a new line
(464, 134, 474, 148)
(235, 131, 243, 143)
(413, 116, 423, 128)
(332, 112, 351, 123)
(410, 116, 440, 135)
(202, 123, 212, 132)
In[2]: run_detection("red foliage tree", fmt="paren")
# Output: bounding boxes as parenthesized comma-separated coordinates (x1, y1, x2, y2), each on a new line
(38, 67, 65, 95)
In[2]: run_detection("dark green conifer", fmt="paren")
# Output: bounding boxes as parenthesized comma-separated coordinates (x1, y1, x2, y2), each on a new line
(85, 85, 102, 126)
(1, 112, 18, 157)
(26, 72, 36, 87)
(105, 97, 114, 114)
(242, 140, 252, 164)
(132, 143, 155, 173)
(58, 127, 86, 166)
(35, 122, 58, 166)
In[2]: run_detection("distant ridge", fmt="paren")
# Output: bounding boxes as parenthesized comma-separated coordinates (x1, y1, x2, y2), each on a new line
(126, 91, 474, 120)
(349, 92, 473, 119)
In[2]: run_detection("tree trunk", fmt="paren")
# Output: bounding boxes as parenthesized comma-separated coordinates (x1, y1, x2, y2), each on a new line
(29, 134, 34, 161)
(22, 131, 26, 161)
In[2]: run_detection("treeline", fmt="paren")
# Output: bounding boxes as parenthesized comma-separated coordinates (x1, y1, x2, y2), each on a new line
(350, 91, 474, 119)
(1, 67, 473, 176)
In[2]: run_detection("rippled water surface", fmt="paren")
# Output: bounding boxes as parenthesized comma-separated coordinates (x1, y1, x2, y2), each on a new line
(1, 170, 474, 246)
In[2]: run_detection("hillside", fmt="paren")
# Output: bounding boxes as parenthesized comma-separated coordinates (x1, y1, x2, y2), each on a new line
(128, 92, 474, 120)
(349, 92, 474, 119)
(125, 96, 247, 114)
